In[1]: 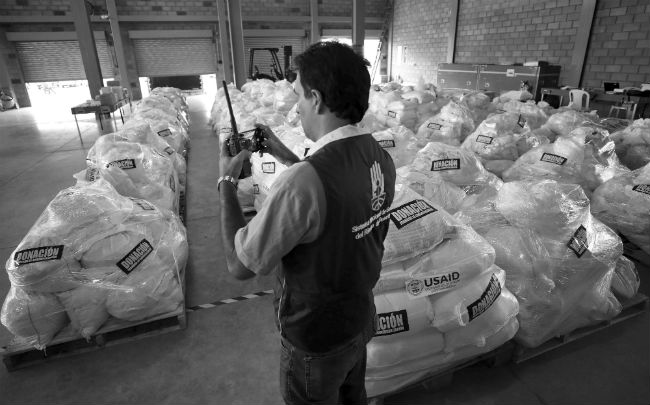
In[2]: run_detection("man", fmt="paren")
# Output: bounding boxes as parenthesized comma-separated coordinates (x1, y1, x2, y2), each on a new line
(218, 41, 396, 404)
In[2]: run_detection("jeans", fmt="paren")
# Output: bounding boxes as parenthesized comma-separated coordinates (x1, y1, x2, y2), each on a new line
(280, 332, 368, 405)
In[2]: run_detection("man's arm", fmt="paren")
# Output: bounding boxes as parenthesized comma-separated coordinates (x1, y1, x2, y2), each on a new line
(218, 142, 256, 280)
(256, 123, 301, 167)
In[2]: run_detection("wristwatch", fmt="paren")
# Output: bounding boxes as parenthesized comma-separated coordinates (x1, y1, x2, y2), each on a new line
(217, 175, 238, 191)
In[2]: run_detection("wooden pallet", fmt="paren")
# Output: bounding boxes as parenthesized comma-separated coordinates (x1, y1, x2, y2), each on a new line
(368, 341, 515, 405)
(512, 293, 649, 364)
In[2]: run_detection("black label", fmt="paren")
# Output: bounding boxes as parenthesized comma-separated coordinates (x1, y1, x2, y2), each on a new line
(86, 167, 99, 181)
(14, 245, 64, 266)
(169, 175, 176, 192)
(158, 129, 172, 137)
(387, 110, 397, 118)
(116, 239, 154, 274)
(496, 109, 506, 113)
(427, 122, 443, 130)
(632, 184, 650, 196)
(517, 114, 526, 128)
(431, 158, 461, 171)
(467, 274, 501, 321)
(303, 148, 310, 157)
(130, 198, 155, 210)
(262, 162, 276, 174)
(378, 139, 396, 148)
(164, 146, 175, 155)
(389, 199, 437, 229)
(567, 225, 589, 258)
(253, 184, 259, 194)
(107, 159, 136, 170)
(476, 135, 493, 144)
(540, 153, 567, 166)
(375, 310, 410, 336)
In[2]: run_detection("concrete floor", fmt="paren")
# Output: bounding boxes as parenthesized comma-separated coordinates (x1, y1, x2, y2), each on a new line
(0, 95, 648, 404)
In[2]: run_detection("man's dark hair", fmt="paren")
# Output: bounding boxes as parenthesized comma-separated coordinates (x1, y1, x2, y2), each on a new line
(294, 41, 370, 124)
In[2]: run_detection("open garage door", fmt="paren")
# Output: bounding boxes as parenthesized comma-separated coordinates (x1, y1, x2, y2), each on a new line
(133, 38, 217, 77)
(244, 36, 305, 80)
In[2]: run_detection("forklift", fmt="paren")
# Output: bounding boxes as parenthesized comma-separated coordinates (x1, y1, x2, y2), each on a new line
(248, 45, 297, 83)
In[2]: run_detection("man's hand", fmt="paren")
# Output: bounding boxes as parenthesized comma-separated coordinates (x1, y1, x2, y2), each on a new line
(256, 123, 300, 166)
(219, 139, 252, 179)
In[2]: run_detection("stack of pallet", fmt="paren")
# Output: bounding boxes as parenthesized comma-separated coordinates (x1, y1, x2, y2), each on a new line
(1, 88, 190, 364)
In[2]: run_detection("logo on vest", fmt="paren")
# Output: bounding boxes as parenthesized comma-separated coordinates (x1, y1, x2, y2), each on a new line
(370, 161, 386, 211)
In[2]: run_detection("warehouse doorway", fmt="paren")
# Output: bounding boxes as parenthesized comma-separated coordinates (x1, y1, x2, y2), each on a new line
(150, 76, 201, 91)
(24, 78, 115, 119)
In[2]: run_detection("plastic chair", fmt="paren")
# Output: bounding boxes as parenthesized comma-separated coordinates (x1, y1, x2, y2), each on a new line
(609, 101, 638, 120)
(568, 89, 590, 111)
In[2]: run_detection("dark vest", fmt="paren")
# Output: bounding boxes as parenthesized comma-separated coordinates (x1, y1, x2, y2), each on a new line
(274, 133, 396, 353)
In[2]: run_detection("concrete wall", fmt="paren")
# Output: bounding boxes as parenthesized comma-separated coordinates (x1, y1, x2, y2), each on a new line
(390, 0, 650, 89)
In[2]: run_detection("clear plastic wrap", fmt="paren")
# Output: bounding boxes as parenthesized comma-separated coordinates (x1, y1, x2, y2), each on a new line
(416, 115, 464, 146)
(541, 109, 598, 141)
(272, 80, 298, 112)
(461, 112, 525, 161)
(498, 100, 549, 129)
(611, 256, 640, 300)
(437, 101, 476, 141)
(590, 163, 650, 255)
(131, 108, 189, 156)
(609, 118, 650, 170)
(150, 87, 189, 116)
(372, 126, 421, 169)
(82, 133, 180, 212)
(2, 179, 188, 346)
(396, 168, 466, 213)
(489, 180, 623, 348)
(382, 184, 455, 266)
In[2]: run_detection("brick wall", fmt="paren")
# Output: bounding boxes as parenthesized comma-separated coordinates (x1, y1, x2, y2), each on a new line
(390, 0, 650, 89)
(582, 0, 650, 89)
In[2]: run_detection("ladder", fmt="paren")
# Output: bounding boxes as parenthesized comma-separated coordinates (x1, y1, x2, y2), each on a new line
(371, 0, 394, 83)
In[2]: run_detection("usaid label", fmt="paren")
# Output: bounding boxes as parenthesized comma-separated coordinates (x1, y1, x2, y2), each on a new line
(406, 271, 461, 299)
(467, 274, 501, 321)
(476, 135, 493, 144)
(375, 310, 410, 336)
(14, 245, 64, 266)
(567, 225, 588, 258)
(378, 139, 396, 148)
(431, 158, 460, 171)
(389, 199, 437, 229)
(427, 122, 443, 130)
(107, 159, 136, 170)
(158, 129, 172, 137)
(262, 162, 276, 174)
(540, 153, 567, 166)
(632, 184, 650, 196)
(117, 239, 153, 274)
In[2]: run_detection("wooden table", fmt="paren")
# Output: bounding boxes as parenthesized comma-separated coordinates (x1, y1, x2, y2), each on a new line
(71, 97, 131, 143)
(540, 88, 649, 119)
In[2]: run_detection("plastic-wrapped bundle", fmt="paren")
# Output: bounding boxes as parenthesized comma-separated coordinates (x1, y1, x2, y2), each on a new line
(461, 112, 525, 161)
(137, 95, 183, 123)
(483, 160, 515, 178)
(118, 120, 187, 192)
(365, 318, 518, 398)
(1, 286, 69, 349)
(499, 100, 549, 129)
(382, 184, 455, 266)
(396, 168, 466, 213)
(359, 112, 389, 133)
(416, 115, 464, 146)
(515, 127, 552, 156)
(492, 90, 533, 104)
(408, 142, 502, 188)
(132, 108, 189, 156)
(610, 256, 640, 300)
(372, 126, 421, 168)
(401, 90, 435, 105)
(437, 101, 475, 141)
(83, 134, 180, 212)
(591, 163, 650, 255)
(2, 180, 188, 345)
(541, 109, 598, 141)
(383, 99, 419, 131)
(368, 89, 402, 116)
(285, 103, 301, 127)
(453, 183, 509, 234)
(461, 91, 496, 125)
(490, 180, 623, 347)
(609, 118, 650, 170)
(150, 87, 189, 115)
(273, 80, 298, 112)
(374, 220, 496, 295)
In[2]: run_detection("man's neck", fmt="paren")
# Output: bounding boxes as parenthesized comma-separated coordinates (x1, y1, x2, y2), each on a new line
(310, 117, 353, 143)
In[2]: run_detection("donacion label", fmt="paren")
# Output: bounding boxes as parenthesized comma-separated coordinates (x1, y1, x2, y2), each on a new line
(540, 153, 567, 166)
(567, 225, 588, 258)
(476, 135, 493, 144)
(107, 159, 136, 170)
(467, 274, 501, 321)
(117, 239, 154, 273)
(378, 139, 396, 148)
(431, 158, 460, 171)
(632, 184, 650, 196)
(389, 199, 437, 229)
(375, 310, 410, 336)
(14, 245, 64, 266)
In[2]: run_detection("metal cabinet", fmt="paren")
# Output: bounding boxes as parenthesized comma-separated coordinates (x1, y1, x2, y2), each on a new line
(437, 63, 561, 101)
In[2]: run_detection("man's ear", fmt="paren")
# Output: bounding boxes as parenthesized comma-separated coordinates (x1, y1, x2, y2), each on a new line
(310, 89, 326, 114)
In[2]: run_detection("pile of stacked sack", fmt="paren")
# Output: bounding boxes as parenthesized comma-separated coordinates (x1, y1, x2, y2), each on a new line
(209, 78, 645, 396)
(1, 87, 190, 349)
